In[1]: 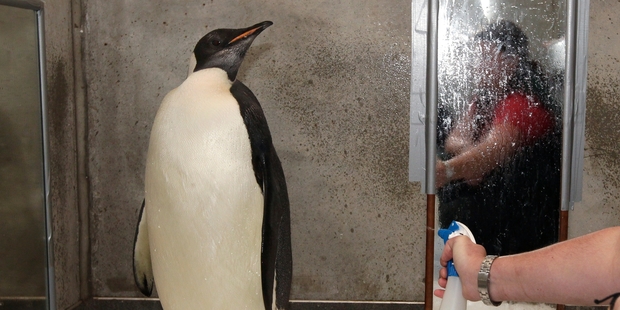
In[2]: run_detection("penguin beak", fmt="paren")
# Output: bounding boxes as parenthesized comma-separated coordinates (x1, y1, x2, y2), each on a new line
(228, 21, 273, 45)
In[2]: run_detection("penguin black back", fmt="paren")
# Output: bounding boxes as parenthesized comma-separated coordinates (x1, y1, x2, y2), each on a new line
(231, 79, 293, 310)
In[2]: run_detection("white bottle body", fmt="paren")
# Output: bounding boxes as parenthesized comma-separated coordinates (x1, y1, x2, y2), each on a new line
(439, 275, 467, 310)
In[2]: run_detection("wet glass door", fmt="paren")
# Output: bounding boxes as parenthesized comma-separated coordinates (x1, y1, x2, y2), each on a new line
(435, 0, 566, 256)
(0, 2, 53, 309)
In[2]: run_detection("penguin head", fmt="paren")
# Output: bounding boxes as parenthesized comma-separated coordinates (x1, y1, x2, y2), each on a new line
(192, 21, 273, 81)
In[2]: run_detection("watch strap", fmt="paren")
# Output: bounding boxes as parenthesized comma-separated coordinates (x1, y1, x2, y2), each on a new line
(478, 255, 502, 306)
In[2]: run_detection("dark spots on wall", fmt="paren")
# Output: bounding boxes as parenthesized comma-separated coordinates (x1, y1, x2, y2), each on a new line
(255, 28, 416, 211)
(586, 74, 620, 195)
(293, 275, 324, 296)
(47, 60, 75, 182)
(48, 60, 70, 136)
(237, 43, 273, 81)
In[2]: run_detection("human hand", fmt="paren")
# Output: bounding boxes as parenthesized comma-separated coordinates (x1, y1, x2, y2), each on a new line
(434, 235, 487, 301)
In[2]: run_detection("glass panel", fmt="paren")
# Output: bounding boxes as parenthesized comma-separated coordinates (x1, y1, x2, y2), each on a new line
(0, 4, 47, 306)
(435, 0, 565, 257)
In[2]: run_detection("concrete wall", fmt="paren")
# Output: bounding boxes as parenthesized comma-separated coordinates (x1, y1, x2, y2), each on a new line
(568, 0, 620, 237)
(44, 0, 82, 309)
(82, 0, 426, 302)
(45, 0, 81, 309)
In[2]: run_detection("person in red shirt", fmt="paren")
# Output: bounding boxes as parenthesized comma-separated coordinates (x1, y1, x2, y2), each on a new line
(435, 20, 561, 255)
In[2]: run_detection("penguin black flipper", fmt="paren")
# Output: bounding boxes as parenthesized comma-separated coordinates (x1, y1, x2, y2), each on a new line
(231, 80, 292, 310)
(132, 199, 154, 296)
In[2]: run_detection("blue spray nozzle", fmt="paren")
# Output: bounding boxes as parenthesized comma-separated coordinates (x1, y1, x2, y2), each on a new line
(438, 221, 463, 244)
(438, 221, 476, 278)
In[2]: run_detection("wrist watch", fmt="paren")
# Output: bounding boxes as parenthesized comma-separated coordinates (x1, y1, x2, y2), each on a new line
(478, 255, 502, 306)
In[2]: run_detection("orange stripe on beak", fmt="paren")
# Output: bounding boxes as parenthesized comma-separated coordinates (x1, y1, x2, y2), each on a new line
(228, 27, 260, 44)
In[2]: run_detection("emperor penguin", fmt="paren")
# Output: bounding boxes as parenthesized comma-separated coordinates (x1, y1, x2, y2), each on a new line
(132, 21, 292, 310)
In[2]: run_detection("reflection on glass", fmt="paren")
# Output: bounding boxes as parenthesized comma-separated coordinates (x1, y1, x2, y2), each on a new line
(0, 4, 47, 301)
(434, 1, 565, 255)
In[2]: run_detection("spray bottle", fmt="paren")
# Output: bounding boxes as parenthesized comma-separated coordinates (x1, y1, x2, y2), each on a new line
(438, 221, 476, 310)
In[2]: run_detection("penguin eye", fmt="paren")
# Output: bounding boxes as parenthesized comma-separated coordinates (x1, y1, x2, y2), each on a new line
(211, 40, 221, 46)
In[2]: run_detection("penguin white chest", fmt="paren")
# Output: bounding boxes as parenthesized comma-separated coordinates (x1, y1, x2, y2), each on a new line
(145, 69, 265, 310)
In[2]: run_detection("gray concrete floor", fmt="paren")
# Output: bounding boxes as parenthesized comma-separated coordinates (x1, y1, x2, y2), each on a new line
(0, 299, 608, 310)
(71, 299, 423, 310)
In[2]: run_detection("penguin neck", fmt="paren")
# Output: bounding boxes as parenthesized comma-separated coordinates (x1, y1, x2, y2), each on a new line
(193, 59, 240, 82)
(187, 67, 234, 90)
